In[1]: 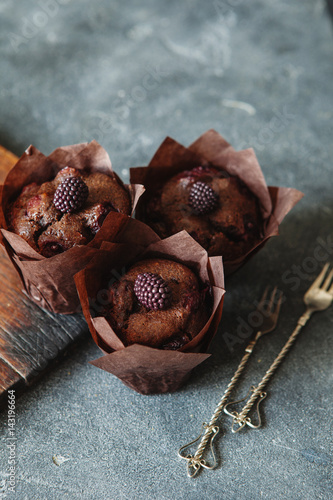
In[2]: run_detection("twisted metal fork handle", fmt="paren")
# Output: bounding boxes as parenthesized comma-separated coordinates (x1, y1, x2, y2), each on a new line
(179, 331, 263, 476)
(229, 310, 313, 429)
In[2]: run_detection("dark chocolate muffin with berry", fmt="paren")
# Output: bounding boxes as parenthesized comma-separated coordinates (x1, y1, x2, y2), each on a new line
(8, 166, 130, 257)
(141, 165, 263, 261)
(104, 258, 211, 350)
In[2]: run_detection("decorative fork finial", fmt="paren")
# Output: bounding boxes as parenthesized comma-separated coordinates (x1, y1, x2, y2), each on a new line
(178, 423, 219, 477)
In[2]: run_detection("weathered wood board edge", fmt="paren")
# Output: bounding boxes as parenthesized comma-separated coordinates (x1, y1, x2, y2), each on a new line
(0, 145, 89, 410)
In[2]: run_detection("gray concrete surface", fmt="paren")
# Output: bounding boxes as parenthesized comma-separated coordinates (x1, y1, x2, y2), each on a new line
(0, 0, 333, 499)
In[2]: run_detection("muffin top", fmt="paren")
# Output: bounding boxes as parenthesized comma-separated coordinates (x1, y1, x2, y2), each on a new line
(8, 166, 131, 257)
(141, 165, 263, 261)
(104, 258, 211, 350)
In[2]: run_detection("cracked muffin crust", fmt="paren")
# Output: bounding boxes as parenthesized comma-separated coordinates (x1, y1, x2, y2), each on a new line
(8, 166, 131, 257)
(141, 165, 263, 261)
(104, 258, 211, 350)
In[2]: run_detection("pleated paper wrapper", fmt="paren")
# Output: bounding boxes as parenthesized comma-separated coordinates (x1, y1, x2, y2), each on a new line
(75, 217, 225, 394)
(0, 141, 145, 314)
(130, 129, 304, 275)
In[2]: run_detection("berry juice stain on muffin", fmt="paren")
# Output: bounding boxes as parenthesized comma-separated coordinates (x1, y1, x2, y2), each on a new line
(103, 258, 211, 350)
(143, 165, 263, 261)
(8, 166, 131, 257)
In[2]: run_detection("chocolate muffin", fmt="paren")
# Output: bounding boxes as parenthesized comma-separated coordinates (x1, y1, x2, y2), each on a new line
(141, 165, 263, 261)
(8, 166, 131, 257)
(104, 258, 211, 350)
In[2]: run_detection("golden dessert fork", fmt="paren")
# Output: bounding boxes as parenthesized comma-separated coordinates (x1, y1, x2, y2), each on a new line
(224, 263, 333, 433)
(178, 287, 283, 477)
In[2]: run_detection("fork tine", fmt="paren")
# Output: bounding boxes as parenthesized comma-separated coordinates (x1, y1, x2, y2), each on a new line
(267, 286, 278, 313)
(307, 263, 330, 293)
(273, 292, 283, 317)
(322, 268, 333, 291)
(257, 286, 269, 308)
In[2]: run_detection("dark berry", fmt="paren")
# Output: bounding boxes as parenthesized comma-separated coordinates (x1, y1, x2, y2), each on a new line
(39, 242, 64, 258)
(91, 202, 115, 233)
(243, 214, 257, 232)
(188, 181, 218, 215)
(177, 165, 219, 180)
(134, 272, 171, 311)
(181, 290, 201, 311)
(53, 176, 89, 213)
(162, 334, 190, 350)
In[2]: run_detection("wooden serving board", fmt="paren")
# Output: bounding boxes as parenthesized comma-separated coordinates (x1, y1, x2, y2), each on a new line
(0, 146, 87, 409)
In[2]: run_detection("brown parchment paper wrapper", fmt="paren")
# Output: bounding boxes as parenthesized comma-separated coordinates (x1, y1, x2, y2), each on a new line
(0, 141, 145, 314)
(130, 129, 304, 275)
(75, 219, 225, 394)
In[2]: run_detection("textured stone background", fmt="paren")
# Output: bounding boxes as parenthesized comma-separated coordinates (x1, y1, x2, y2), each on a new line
(0, 1, 333, 499)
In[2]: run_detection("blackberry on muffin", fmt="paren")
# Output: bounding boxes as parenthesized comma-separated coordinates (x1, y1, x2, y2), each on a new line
(103, 258, 211, 350)
(8, 166, 131, 257)
(140, 165, 263, 261)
